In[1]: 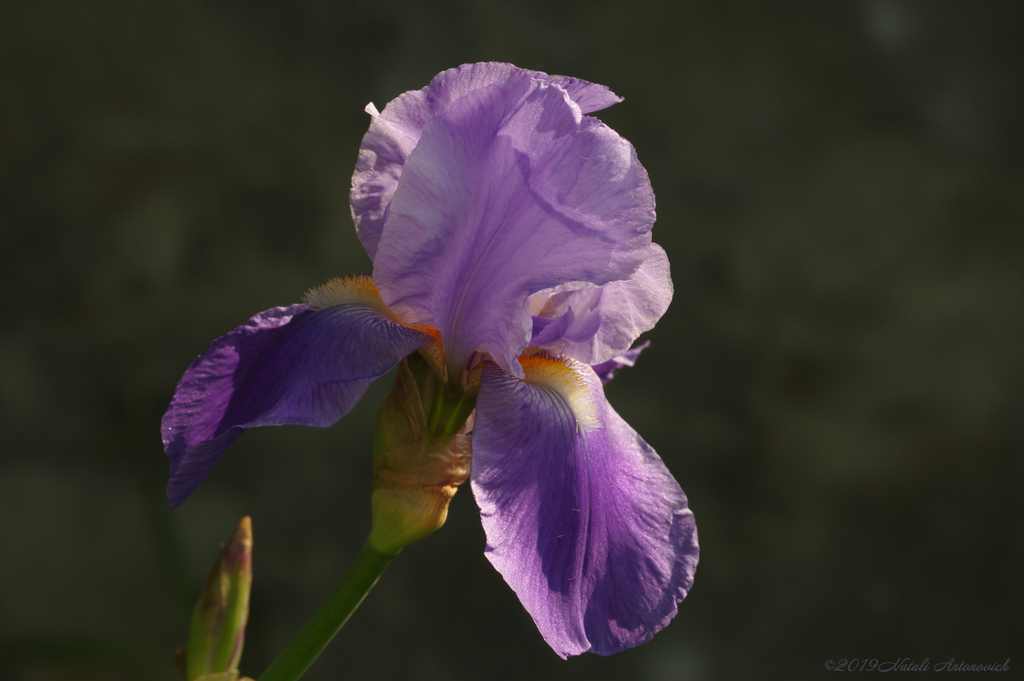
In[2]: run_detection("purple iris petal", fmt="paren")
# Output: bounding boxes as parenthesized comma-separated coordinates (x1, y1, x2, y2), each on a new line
(530, 304, 598, 350)
(370, 73, 655, 377)
(591, 340, 650, 384)
(352, 62, 623, 261)
(471, 358, 698, 658)
(530, 310, 574, 347)
(537, 243, 672, 365)
(162, 303, 432, 507)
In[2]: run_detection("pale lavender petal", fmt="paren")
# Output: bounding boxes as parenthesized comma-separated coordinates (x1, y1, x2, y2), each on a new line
(351, 62, 623, 261)
(536, 243, 672, 365)
(547, 74, 623, 113)
(591, 340, 650, 384)
(162, 304, 432, 507)
(372, 77, 655, 377)
(471, 358, 698, 658)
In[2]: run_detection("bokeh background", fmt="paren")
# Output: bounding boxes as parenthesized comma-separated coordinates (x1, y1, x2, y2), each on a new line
(2, 1, 1021, 679)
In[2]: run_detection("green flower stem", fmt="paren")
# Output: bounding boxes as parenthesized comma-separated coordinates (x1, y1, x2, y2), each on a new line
(258, 542, 394, 681)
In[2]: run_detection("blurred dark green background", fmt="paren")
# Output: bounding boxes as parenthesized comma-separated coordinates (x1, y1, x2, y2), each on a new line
(1, 1, 1021, 679)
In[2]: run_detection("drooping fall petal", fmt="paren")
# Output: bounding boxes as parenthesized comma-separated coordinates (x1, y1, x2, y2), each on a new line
(590, 341, 650, 384)
(162, 284, 433, 507)
(471, 356, 698, 658)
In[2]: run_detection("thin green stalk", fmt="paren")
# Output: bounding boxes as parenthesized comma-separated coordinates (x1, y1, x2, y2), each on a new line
(257, 542, 394, 681)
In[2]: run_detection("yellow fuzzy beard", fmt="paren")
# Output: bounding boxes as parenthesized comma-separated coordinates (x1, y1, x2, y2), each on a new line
(519, 354, 600, 431)
(303, 275, 389, 312)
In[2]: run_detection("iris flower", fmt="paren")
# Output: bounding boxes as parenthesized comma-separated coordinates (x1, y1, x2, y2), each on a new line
(162, 62, 698, 658)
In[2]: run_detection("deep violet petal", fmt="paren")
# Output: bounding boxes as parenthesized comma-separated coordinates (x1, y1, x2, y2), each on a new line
(162, 303, 432, 507)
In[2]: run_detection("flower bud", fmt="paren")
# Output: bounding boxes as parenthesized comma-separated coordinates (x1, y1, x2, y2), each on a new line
(368, 434, 471, 556)
(369, 351, 475, 556)
(186, 517, 253, 681)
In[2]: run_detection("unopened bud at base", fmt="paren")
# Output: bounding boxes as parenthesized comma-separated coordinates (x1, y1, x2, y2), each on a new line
(368, 435, 471, 556)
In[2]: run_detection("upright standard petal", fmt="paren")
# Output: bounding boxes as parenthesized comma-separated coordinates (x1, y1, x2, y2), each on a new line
(162, 278, 434, 507)
(351, 62, 623, 260)
(471, 356, 698, 658)
(532, 243, 672, 365)
(372, 76, 655, 377)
